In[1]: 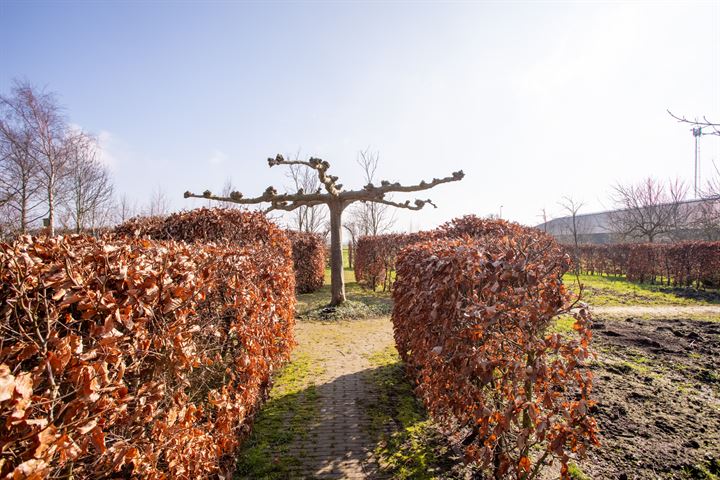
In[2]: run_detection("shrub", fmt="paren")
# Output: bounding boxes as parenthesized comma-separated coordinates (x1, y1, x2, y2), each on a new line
(286, 230, 325, 293)
(354, 235, 391, 290)
(393, 220, 598, 479)
(354, 233, 429, 290)
(0, 233, 295, 478)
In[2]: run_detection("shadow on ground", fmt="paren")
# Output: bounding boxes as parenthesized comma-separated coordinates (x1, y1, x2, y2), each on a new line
(236, 366, 401, 479)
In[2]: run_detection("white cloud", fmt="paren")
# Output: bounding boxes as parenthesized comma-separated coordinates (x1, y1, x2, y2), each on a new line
(96, 130, 117, 168)
(66, 123, 118, 169)
(209, 150, 227, 165)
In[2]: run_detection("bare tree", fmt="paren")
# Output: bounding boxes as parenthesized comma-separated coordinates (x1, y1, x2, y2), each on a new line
(558, 196, 586, 249)
(349, 149, 396, 236)
(537, 207, 549, 233)
(693, 200, 720, 240)
(609, 177, 688, 242)
(115, 193, 138, 224)
(63, 132, 114, 234)
(668, 111, 720, 136)
(706, 162, 720, 197)
(185, 154, 464, 306)
(558, 197, 586, 274)
(0, 110, 44, 234)
(213, 178, 242, 209)
(343, 220, 361, 269)
(146, 186, 170, 217)
(285, 154, 327, 233)
(1, 82, 71, 236)
(693, 163, 720, 240)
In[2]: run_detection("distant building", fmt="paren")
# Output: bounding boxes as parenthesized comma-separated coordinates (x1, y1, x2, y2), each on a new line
(535, 196, 720, 244)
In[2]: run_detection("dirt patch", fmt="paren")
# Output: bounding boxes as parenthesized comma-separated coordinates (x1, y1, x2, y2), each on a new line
(592, 305, 720, 321)
(579, 318, 720, 479)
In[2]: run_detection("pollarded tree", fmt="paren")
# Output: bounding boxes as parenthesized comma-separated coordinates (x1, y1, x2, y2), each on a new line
(185, 154, 464, 306)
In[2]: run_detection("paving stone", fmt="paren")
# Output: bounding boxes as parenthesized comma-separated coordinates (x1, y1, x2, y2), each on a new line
(246, 317, 398, 479)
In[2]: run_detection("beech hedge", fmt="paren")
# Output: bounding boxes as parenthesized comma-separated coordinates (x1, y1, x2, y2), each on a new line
(114, 208, 285, 249)
(577, 242, 720, 286)
(354, 233, 428, 290)
(354, 216, 531, 290)
(115, 208, 325, 292)
(0, 232, 295, 478)
(286, 230, 325, 293)
(392, 219, 598, 478)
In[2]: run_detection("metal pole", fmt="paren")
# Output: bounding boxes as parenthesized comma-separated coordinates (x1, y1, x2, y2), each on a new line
(693, 127, 702, 198)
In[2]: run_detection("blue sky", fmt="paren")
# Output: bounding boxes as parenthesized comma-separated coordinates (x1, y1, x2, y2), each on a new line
(1, 1, 719, 229)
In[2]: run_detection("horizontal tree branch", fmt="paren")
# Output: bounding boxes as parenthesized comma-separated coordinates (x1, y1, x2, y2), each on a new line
(373, 198, 437, 211)
(186, 157, 464, 213)
(184, 188, 328, 205)
(265, 199, 326, 213)
(343, 170, 464, 198)
(667, 110, 720, 135)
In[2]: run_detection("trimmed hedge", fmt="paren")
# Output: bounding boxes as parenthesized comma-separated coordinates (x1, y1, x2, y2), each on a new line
(393, 219, 598, 478)
(577, 242, 720, 286)
(115, 208, 325, 292)
(114, 208, 284, 248)
(286, 230, 325, 293)
(354, 233, 428, 290)
(0, 232, 295, 478)
(354, 216, 527, 291)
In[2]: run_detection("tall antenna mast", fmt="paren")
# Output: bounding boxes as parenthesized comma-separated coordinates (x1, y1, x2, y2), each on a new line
(693, 126, 703, 198)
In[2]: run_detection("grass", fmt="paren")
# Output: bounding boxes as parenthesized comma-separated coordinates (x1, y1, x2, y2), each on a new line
(297, 251, 393, 320)
(297, 299, 390, 321)
(363, 346, 452, 480)
(549, 314, 578, 334)
(564, 273, 720, 307)
(567, 463, 592, 480)
(684, 459, 720, 480)
(235, 353, 324, 478)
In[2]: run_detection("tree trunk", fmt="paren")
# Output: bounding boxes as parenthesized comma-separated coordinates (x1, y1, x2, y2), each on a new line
(329, 201, 346, 306)
(20, 188, 27, 234)
(48, 182, 54, 237)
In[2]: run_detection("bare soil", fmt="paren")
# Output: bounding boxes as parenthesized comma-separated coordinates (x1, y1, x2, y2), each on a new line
(579, 317, 720, 479)
(592, 305, 720, 320)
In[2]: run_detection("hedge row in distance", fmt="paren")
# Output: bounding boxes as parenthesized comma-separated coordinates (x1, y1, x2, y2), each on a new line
(392, 219, 598, 478)
(354, 232, 429, 291)
(0, 231, 295, 478)
(285, 230, 326, 293)
(576, 242, 720, 286)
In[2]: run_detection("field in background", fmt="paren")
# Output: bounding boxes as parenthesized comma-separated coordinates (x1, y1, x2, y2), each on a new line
(565, 273, 720, 307)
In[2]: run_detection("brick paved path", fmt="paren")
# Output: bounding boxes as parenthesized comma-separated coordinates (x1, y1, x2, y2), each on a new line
(286, 317, 394, 479)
